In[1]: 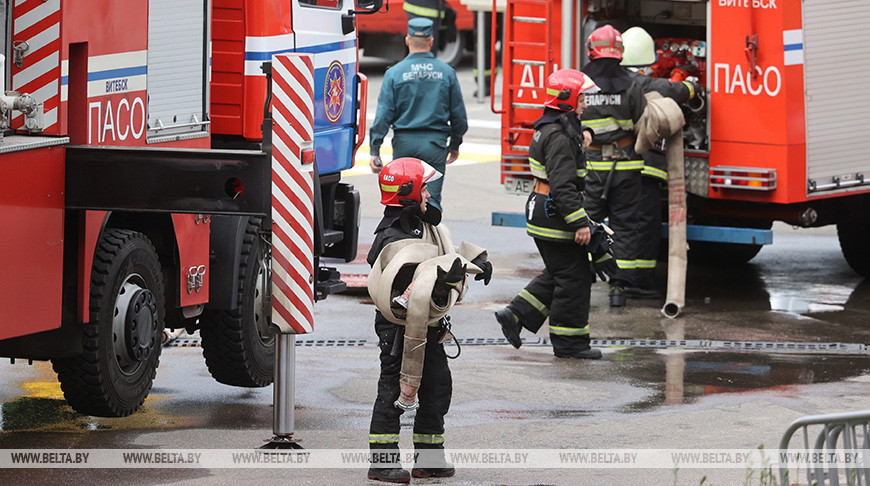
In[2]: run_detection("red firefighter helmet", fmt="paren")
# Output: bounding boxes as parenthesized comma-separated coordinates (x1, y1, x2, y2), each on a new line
(544, 69, 599, 111)
(379, 157, 442, 207)
(586, 25, 624, 60)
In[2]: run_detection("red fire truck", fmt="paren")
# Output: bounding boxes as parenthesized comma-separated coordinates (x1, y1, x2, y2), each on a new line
(0, 0, 377, 417)
(357, 0, 476, 66)
(495, 0, 870, 276)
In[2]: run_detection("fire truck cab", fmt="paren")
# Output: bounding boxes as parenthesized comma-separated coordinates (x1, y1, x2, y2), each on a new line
(497, 0, 870, 275)
(0, 0, 377, 417)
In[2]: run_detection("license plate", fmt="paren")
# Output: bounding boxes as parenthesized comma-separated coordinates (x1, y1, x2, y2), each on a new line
(504, 176, 533, 195)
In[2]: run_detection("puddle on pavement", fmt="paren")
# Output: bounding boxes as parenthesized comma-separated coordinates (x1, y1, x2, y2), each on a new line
(0, 362, 192, 432)
(610, 348, 870, 412)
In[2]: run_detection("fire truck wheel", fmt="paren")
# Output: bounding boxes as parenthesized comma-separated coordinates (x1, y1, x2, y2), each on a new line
(52, 229, 164, 417)
(837, 217, 870, 278)
(688, 241, 763, 266)
(200, 217, 274, 387)
(436, 32, 465, 67)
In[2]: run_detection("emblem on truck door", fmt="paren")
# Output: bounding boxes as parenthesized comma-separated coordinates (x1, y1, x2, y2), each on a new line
(324, 60, 346, 123)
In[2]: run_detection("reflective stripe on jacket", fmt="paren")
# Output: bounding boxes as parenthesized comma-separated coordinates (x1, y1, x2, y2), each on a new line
(525, 119, 589, 242)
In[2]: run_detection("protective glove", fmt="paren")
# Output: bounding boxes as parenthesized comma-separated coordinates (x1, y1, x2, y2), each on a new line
(436, 257, 466, 289)
(587, 224, 619, 282)
(682, 80, 701, 100)
(470, 256, 493, 285)
(590, 251, 619, 282)
(399, 204, 424, 235)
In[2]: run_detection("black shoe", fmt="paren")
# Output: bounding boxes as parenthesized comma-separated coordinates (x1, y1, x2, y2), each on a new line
(555, 348, 603, 360)
(412, 464, 456, 478)
(367, 467, 411, 483)
(609, 286, 626, 307)
(494, 308, 522, 349)
(623, 286, 661, 299)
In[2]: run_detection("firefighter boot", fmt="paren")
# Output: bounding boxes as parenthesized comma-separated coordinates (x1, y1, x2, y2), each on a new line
(494, 307, 523, 349)
(555, 348, 603, 360)
(473, 76, 492, 97)
(623, 286, 661, 300)
(412, 463, 456, 478)
(367, 467, 411, 483)
(609, 285, 626, 307)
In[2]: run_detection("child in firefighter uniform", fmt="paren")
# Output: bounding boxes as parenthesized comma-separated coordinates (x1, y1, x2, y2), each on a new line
(494, 70, 617, 359)
(366, 157, 492, 483)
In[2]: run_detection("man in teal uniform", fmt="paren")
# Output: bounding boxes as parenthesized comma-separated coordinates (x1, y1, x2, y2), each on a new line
(369, 17, 468, 216)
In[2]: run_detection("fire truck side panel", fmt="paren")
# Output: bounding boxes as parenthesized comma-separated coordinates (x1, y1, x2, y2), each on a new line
(78, 211, 109, 323)
(171, 214, 211, 307)
(782, 1, 807, 147)
(707, 141, 807, 204)
(10, 0, 62, 135)
(61, 1, 147, 143)
(211, 1, 247, 135)
(211, 0, 296, 141)
(0, 143, 65, 340)
(708, 0, 799, 204)
(293, 0, 357, 174)
(211, 0, 357, 174)
(803, 0, 870, 198)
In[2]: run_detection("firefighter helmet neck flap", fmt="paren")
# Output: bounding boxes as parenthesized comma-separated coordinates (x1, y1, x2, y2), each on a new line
(544, 69, 599, 111)
(379, 157, 442, 207)
(586, 24, 624, 60)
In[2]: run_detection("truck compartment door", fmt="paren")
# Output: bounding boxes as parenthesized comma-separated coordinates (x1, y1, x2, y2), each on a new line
(147, 0, 210, 142)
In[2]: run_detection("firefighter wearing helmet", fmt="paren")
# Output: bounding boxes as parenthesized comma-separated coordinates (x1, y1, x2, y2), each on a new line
(366, 157, 492, 482)
(580, 24, 648, 307)
(494, 69, 615, 360)
(621, 26, 701, 300)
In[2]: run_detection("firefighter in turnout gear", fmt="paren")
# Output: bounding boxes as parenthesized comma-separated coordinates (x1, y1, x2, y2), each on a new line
(494, 70, 612, 360)
(621, 26, 700, 299)
(369, 18, 468, 215)
(366, 158, 492, 483)
(580, 24, 648, 307)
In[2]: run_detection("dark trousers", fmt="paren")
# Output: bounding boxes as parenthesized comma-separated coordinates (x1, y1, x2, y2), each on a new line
(584, 165, 642, 288)
(636, 175, 664, 290)
(392, 131, 449, 211)
(507, 238, 592, 356)
(369, 312, 452, 464)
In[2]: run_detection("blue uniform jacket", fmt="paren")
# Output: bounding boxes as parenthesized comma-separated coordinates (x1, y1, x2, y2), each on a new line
(369, 52, 468, 156)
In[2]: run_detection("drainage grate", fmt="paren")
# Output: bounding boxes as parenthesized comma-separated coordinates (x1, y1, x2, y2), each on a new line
(167, 337, 868, 354)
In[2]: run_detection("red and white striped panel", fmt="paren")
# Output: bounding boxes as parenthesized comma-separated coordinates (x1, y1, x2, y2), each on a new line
(11, 0, 61, 132)
(270, 53, 315, 334)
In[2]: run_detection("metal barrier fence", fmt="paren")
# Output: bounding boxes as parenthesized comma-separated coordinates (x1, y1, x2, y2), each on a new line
(779, 410, 870, 485)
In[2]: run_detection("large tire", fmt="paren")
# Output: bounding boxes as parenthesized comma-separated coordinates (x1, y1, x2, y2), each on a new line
(199, 217, 274, 387)
(52, 230, 164, 417)
(837, 217, 870, 278)
(436, 31, 465, 67)
(687, 218, 772, 266)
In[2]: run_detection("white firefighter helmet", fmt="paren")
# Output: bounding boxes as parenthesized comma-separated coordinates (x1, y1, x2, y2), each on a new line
(621, 27, 656, 67)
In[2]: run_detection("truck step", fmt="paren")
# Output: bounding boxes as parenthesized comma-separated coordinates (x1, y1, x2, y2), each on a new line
(490, 212, 773, 245)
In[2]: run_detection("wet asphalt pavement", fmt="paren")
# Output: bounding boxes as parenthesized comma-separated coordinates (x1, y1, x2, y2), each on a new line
(0, 57, 868, 485)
